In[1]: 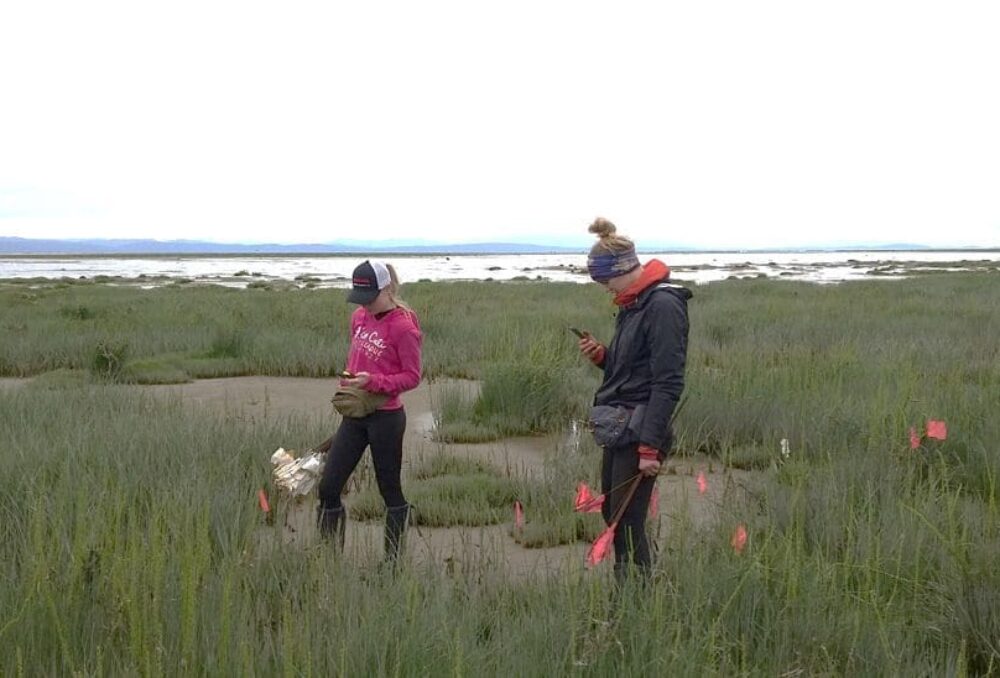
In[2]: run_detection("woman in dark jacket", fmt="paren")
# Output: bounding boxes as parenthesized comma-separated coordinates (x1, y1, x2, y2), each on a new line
(578, 217, 692, 579)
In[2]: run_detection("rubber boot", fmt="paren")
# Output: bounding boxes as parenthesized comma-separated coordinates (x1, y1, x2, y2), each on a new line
(613, 525, 652, 590)
(317, 505, 345, 549)
(384, 504, 410, 565)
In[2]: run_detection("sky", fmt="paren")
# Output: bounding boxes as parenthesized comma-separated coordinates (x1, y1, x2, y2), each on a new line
(1, 1, 998, 249)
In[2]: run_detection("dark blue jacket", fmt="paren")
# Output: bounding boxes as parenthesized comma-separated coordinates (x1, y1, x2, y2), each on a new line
(593, 282, 692, 454)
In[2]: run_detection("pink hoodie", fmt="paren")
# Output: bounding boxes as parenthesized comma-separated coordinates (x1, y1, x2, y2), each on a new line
(345, 306, 423, 410)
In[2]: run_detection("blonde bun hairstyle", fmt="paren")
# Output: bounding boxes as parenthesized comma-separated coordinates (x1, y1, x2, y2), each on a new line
(586, 217, 640, 282)
(588, 217, 635, 255)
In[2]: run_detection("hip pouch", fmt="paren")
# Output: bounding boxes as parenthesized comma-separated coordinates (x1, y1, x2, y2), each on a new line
(332, 386, 389, 418)
(587, 404, 646, 448)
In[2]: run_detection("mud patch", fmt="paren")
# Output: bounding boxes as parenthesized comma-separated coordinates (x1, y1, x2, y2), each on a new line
(0, 378, 26, 391)
(5, 374, 758, 576)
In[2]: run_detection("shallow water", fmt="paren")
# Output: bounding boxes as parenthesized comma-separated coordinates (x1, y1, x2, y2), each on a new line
(3, 373, 753, 575)
(2, 250, 998, 287)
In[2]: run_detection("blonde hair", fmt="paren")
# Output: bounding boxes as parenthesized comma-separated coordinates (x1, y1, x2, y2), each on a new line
(384, 263, 413, 313)
(588, 217, 635, 255)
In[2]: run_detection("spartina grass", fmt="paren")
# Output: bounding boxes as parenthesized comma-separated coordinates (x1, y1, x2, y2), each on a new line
(1, 272, 999, 673)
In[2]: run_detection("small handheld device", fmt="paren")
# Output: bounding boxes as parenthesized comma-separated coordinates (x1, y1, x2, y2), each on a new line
(340, 370, 356, 378)
(568, 327, 586, 339)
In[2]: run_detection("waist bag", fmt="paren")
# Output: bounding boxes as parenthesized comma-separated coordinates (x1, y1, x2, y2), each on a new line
(331, 386, 389, 419)
(588, 404, 646, 448)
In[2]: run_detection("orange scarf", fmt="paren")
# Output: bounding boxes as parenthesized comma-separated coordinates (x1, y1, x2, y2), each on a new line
(613, 259, 670, 307)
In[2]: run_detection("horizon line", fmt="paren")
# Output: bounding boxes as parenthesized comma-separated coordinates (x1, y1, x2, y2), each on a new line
(3, 234, 1000, 252)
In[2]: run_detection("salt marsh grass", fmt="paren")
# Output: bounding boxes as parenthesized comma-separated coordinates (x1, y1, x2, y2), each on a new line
(2, 272, 999, 674)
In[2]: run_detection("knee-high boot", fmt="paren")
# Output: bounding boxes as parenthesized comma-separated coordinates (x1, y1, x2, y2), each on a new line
(384, 504, 410, 564)
(317, 505, 345, 549)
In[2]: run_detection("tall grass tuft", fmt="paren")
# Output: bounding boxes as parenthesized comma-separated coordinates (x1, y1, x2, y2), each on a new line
(90, 340, 129, 381)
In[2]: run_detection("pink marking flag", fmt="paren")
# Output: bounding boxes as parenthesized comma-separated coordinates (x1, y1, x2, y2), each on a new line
(909, 427, 921, 450)
(926, 419, 948, 441)
(731, 523, 748, 554)
(585, 525, 616, 568)
(574, 483, 605, 513)
(257, 488, 271, 514)
(696, 471, 708, 495)
(514, 500, 525, 530)
(648, 485, 660, 517)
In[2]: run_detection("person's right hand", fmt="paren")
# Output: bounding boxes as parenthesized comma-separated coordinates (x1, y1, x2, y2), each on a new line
(578, 335, 606, 366)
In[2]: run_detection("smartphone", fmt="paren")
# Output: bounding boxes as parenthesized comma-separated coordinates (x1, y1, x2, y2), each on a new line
(568, 327, 586, 339)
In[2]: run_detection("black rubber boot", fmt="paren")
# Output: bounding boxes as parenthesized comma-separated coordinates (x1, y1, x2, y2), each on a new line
(384, 504, 410, 565)
(317, 505, 345, 549)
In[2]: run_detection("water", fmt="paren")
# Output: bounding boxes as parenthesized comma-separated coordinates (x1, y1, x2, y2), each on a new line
(0, 250, 997, 287)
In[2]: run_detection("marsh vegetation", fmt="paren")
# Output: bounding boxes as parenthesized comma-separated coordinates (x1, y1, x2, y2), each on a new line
(1, 271, 998, 674)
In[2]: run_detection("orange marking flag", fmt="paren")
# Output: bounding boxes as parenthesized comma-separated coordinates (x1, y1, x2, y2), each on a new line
(926, 420, 948, 441)
(648, 485, 659, 517)
(574, 483, 605, 513)
(257, 488, 271, 513)
(731, 523, 748, 554)
(909, 427, 922, 450)
(514, 500, 525, 530)
(697, 471, 708, 495)
(585, 526, 615, 568)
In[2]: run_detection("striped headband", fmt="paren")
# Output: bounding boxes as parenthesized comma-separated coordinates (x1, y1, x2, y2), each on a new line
(587, 249, 640, 283)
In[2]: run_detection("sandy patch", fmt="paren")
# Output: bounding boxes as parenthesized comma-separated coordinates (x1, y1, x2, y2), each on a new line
(135, 376, 555, 476)
(162, 378, 755, 574)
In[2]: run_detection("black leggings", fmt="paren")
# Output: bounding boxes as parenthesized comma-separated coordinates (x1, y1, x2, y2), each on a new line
(318, 408, 407, 509)
(601, 443, 656, 572)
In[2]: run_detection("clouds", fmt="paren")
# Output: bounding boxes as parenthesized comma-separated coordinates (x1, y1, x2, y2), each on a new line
(1, 0, 998, 247)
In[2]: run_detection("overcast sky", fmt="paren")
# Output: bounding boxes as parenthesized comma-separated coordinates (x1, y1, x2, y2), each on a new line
(1, 1, 998, 249)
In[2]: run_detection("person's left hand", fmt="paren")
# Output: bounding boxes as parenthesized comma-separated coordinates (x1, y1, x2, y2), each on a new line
(638, 457, 661, 477)
(342, 371, 370, 388)
(637, 444, 661, 477)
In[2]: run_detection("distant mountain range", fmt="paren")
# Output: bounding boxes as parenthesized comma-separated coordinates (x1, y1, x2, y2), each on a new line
(0, 237, 585, 255)
(0, 236, 983, 255)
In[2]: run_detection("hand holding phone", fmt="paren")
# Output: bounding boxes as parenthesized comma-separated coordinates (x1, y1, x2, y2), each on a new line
(574, 328, 605, 366)
(340, 370, 370, 388)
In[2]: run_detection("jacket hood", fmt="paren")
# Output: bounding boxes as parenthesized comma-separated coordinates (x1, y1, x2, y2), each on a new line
(613, 259, 671, 307)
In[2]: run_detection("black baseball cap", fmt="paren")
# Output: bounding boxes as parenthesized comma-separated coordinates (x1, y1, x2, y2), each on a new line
(347, 260, 391, 305)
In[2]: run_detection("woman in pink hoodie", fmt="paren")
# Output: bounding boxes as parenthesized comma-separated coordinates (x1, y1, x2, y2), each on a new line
(317, 260, 423, 565)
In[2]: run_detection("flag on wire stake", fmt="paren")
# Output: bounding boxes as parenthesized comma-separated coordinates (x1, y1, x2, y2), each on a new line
(257, 488, 271, 514)
(514, 500, 525, 531)
(574, 483, 604, 513)
(585, 475, 642, 569)
(909, 427, 921, 450)
(697, 471, 708, 495)
(586, 526, 615, 568)
(648, 485, 659, 517)
(926, 419, 948, 441)
(731, 523, 748, 554)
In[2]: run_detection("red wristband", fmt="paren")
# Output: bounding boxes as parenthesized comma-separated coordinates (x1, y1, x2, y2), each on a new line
(638, 444, 659, 461)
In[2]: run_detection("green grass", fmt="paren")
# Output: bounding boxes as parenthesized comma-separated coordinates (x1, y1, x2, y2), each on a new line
(348, 452, 520, 527)
(2, 272, 1000, 674)
(346, 444, 606, 545)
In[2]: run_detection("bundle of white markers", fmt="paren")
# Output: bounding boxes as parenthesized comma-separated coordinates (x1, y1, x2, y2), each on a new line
(270, 447, 325, 496)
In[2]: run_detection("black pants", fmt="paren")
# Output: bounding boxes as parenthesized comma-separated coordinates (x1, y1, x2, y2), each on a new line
(318, 408, 407, 510)
(601, 443, 656, 574)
